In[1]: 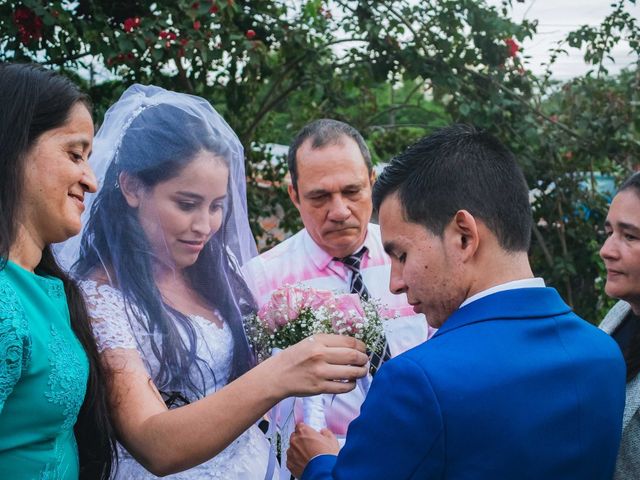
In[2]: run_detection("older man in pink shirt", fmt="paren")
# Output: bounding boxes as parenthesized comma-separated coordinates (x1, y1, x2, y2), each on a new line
(242, 119, 431, 439)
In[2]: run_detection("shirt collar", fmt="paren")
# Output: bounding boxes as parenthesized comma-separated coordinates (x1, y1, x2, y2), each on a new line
(302, 225, 376, 272)
(459, 277, 546, 309)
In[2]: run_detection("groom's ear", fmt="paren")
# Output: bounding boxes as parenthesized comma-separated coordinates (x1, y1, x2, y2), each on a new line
(119, 172, 143, 208)
(448, 209, 480, 263)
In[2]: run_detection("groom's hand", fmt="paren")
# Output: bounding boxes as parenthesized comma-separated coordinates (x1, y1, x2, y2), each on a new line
(287, 423, 340, 478)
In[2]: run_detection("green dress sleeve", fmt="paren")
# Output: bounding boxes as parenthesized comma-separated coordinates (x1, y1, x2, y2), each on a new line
(0, 279, 30, 413)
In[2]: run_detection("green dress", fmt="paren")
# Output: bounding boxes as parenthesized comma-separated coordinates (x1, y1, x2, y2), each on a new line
(0, 260, 89, 479)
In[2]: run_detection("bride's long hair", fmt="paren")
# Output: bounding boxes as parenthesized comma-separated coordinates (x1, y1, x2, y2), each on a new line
(74, 100, 256, 400)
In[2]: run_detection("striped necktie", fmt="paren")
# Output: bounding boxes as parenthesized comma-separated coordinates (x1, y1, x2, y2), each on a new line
(335, 246, 391, 373)
(335, 247, 370, 300)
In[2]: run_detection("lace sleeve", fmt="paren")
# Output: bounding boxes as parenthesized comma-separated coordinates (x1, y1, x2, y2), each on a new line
(80, 280, 139, 353)
(0, 279, 30, 413)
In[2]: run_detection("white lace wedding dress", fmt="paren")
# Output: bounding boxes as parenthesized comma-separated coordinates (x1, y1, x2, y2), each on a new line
(81, 280, 275, 480)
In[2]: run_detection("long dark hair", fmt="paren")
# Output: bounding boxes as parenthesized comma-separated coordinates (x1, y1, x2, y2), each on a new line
(0, 63, 116, 479)
(616, 172, 640, 382)
(74, 102, 255, 401)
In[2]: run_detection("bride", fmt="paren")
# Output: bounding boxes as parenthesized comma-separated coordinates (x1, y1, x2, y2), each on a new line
(59, 85, 367, 478)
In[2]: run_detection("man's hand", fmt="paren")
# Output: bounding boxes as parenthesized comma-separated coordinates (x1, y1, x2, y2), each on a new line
(287, 423, 340, 478)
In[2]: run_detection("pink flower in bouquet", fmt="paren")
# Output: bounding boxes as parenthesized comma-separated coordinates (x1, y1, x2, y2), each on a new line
(258, 288, 299, 330)
(257, 285, 335, 331)
(332, 293, 366, 335)
(301, 288, 334, 310)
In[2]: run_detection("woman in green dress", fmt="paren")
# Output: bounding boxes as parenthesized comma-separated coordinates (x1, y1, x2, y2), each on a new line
(0, 63, 116, 479)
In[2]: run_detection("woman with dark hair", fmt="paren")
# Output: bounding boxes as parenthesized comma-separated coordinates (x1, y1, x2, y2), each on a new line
(600, 171, 640, 479)
(0, 63, 115, 479)
(59, 84, 367, 478)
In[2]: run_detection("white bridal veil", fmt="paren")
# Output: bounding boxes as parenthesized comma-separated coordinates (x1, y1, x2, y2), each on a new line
(57, 84, 259, 399)
(57, 84, 257, 271)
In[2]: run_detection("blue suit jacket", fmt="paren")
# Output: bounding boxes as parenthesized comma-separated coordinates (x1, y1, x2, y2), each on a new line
(302, 288, 626, 480)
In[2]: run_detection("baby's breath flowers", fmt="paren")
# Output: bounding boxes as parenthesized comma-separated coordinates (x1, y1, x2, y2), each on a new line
(245, 284, 388, 368)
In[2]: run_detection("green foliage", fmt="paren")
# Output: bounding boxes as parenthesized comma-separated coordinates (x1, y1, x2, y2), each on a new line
(2, 0, 639, 322)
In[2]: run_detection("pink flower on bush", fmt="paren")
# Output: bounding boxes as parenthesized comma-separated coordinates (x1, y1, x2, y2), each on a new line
(123, 17, 141, 33)
(13, 7, 43, 44)
(505, 37, 519, 57)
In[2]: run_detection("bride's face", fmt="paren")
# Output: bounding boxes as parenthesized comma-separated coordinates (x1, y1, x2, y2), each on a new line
(123, 150, 229, 271)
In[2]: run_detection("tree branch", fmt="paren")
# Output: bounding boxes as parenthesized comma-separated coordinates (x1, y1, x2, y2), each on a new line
(531, 223, 555, 268)
(241, 80, 306, 144)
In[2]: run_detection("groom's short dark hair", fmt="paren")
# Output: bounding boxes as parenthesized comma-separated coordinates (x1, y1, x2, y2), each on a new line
(372, 124, 532, 252)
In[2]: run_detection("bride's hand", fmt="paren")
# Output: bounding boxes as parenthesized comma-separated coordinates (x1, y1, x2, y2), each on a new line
(266, 333, 368, 397)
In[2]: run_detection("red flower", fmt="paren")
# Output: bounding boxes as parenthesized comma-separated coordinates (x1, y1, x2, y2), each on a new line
(13, 7, 43, 44)
(191, 2, 200, 8)
(168, 32, 177, 40)
(505, 37, 519, 57)
(180, 38, 189, 46)
(245, 29, 256, 40)
(159, 30, 169, 39)
(193, 20, 201, 30)
(123, 17, 139, 33)
(209, 4, 219, 14)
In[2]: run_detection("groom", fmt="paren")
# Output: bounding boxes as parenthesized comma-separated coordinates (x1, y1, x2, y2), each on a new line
(287, 124, 626, 479)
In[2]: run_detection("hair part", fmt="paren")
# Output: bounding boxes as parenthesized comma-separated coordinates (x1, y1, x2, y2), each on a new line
(373, 123, 532, 252)
(0, 63, 115, 479)
(287, 119, 372, 192)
